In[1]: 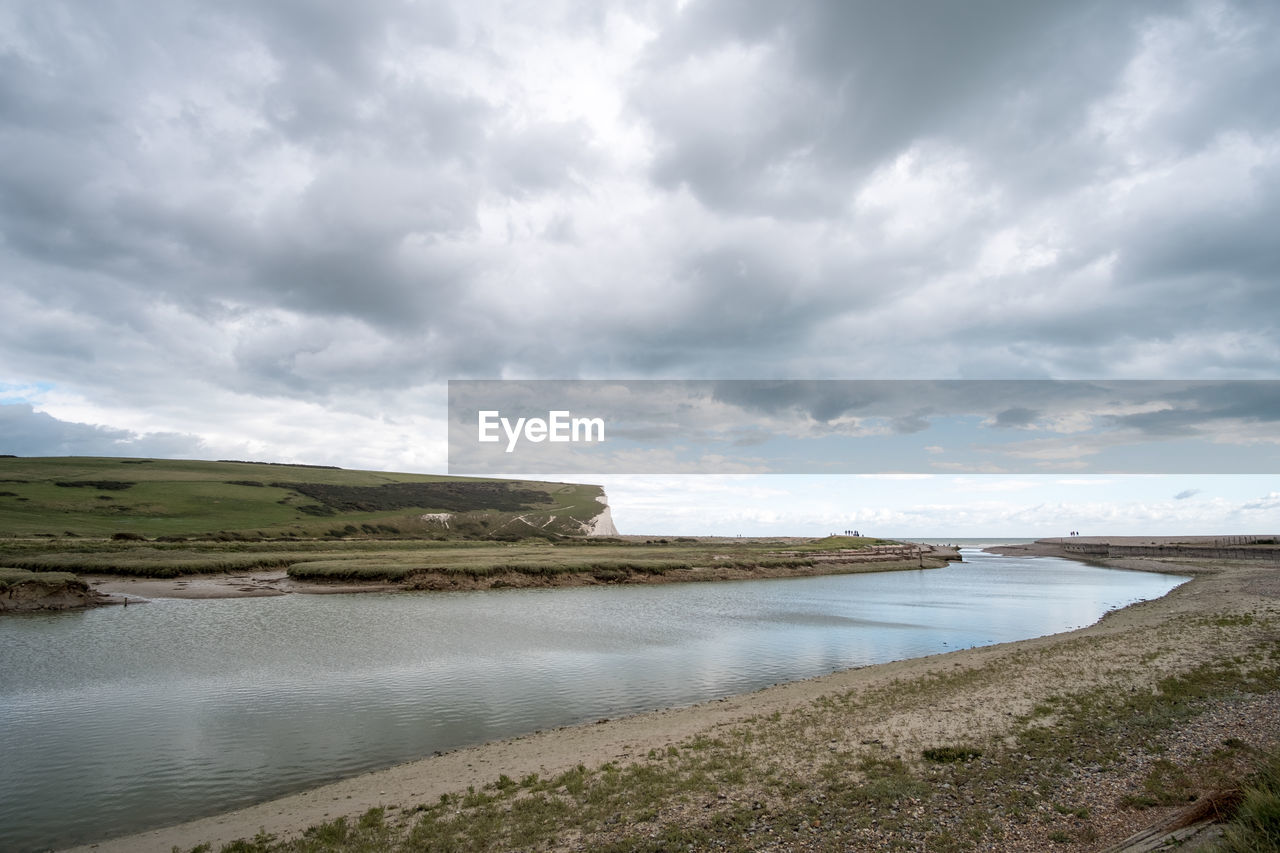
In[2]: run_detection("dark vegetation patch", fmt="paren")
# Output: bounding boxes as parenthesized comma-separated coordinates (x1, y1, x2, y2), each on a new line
(0, 491, 17, 497)
(274, 481, 554, 514)
(219, 460, 341, 469)
(922, 746, 983, 763)
(225, 480, 265, 487)
(54, 480, 134, 491)
(488, 531, 565, 542)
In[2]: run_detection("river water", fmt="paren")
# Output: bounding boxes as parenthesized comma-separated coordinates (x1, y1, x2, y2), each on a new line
(0, 550, 1187, 851)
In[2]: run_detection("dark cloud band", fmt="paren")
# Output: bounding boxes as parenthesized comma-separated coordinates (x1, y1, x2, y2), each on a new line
(449, 380, 1280, 475)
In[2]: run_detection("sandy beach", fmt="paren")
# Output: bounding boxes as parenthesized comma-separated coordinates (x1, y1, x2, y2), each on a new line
(69, 540, 1280, 852)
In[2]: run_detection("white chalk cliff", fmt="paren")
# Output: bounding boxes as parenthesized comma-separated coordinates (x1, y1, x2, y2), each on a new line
(584, 493, 619, 537)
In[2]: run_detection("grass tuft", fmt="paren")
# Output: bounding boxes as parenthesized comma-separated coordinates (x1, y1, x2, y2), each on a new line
(1217, 747, 1280, 852)
(922, 746, 983, 763)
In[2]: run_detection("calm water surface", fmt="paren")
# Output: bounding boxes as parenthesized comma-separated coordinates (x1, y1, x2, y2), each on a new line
(0, 550, 1187, 851)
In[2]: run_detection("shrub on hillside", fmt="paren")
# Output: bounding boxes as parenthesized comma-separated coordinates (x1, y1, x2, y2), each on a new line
(272, 481, 553, 514)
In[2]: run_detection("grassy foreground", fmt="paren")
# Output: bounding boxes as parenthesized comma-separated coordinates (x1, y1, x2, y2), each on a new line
(148, 555, 1280, 853)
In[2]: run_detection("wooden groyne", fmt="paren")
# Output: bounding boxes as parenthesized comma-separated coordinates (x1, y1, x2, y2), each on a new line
(772, 544, 962, 564)
(1042, 535, 1279, 561)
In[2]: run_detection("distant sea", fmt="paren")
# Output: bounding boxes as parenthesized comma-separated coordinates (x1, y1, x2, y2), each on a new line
(903, 537, 1041, 548)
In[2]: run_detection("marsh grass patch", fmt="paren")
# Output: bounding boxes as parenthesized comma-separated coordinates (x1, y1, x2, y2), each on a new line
(922, 746, 983, 763)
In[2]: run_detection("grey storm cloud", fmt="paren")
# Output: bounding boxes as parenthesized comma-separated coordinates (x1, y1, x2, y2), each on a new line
(0, 404, 206, 458)
(994, 408, 1039, 429)
(2, 0, 1280, 464)
(699, 380, 1280, 446)
(1101, 382, 1280, 437)
(708, 380, 887, 423)
(633, 0, 1159, 214)
(447, 379, 1280, 474)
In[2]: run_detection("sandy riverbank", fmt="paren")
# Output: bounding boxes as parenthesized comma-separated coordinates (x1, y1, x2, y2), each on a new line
(69, 543, 1280, 852)
(83, 571, 402, 600)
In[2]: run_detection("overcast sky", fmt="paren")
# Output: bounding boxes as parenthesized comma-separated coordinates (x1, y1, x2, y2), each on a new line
(2, 0, 1278, 534)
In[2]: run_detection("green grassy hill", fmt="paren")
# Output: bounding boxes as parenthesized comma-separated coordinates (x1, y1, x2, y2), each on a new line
(0, 456, 608, 541)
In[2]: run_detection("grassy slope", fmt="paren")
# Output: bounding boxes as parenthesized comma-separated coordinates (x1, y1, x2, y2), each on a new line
(0, 456, 605, 539)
